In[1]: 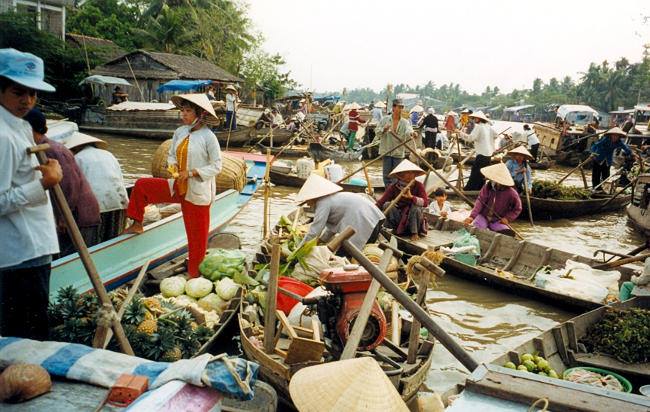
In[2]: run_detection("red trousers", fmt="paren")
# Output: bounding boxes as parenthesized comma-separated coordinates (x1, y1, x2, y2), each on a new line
(127, 178, 210, 277)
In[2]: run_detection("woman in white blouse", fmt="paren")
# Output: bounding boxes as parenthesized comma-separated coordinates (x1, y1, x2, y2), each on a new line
(123, 94, 222, 277)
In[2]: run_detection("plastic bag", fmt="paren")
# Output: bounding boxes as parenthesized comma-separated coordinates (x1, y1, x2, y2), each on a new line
(291, 245, 348, 286)
(450, 229, 481, 256)
(534, 260, 621, 303)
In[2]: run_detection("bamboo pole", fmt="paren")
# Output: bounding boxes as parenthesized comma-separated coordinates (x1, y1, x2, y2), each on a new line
(262, 149, 271, 239)
(362, 165, 374, 196)
(383, 180, 415, 216)
(557, 155, 595, 185)
(407, 272, 429, 364)
(263, 237, 281, 353)
(522, 169, 535, 227)
(225, 111, 235, 151)
(335, 138, 412, 184)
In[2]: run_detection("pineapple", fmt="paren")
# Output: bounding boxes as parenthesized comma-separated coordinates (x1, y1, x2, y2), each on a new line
(144, 310, 155, 321)
(123, 297, 147, 325)
(161, 346, 183, 362)
(137, 319, 158, 335)
(142, 297, 163, 315)
(190, 321, 199, 331)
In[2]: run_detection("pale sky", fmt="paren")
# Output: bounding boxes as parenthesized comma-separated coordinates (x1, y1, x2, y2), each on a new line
(246, 0, 650, 94)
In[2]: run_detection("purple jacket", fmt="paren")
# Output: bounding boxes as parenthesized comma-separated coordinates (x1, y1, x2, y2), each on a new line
(470, 183, 522, 222)
(44, 137, 100, 229)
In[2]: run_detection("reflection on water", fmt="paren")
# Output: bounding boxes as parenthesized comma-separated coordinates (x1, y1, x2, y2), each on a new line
(98, 132, 635, 393)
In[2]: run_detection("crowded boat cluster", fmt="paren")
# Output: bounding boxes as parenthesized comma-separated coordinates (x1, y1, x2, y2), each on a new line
(2, 45, 650, 412)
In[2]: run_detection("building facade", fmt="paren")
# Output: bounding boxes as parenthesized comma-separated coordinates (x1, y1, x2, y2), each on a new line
(0, 0, 72, 39)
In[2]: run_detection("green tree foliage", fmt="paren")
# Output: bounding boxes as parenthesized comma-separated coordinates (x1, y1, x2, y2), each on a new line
(239, 48, 297, 101)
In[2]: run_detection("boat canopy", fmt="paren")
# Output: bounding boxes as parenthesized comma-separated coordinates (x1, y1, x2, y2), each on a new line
(634, 103, 650, 112)
(556, 104, 599, 120)
(157, 79, 212, 93)
(79, 75, 132, 87)
(108, 101, 176, 111)
(610, 109, 634, 114)
(504, 104, 534, 112)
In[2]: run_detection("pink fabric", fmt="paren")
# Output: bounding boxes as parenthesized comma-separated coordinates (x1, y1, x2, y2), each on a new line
(472, 214, 509, 232)
(470, 184, 522, 223)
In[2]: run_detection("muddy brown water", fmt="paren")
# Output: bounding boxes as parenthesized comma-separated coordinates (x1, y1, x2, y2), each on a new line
(96, 131, 641, 394)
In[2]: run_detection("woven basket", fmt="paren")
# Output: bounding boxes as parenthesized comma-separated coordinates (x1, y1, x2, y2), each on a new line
(151, 139, 247, 194)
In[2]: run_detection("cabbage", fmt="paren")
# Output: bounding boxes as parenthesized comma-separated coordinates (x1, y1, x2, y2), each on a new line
(198, 293, 229, 313)
(185, 277, 214, 298)
(215, 277, 239, 300)
(172, 295, 197, 306)
(160, 276, 187, 297)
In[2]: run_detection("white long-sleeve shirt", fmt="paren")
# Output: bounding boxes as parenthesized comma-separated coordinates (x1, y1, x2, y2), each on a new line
(225, 93, 236, 112)
(167, 126, 222, 206)
(463, 123, 497, 156)
(0, 105, 58, 268)
(75, 145, 128, 213)
(301, 192, 384, 250)
(428, 200, 452, 216)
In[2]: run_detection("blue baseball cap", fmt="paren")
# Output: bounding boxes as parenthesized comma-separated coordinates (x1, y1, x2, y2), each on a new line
(0, 48, 55, 92)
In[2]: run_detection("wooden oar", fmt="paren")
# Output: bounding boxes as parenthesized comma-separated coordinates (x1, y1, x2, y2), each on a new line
(593, 252, 650, 270)
(28, 144, 134, 355)
(557, 154, 595, 185)
(522, 168, 535, 227)
(225, 111, 236, 151)
(263, 236, 280, 353)
(594, 177, 636, 213)
(561, 129, 609, 151)
(382, 180, 416, 216)
(389, 131, 525, 240)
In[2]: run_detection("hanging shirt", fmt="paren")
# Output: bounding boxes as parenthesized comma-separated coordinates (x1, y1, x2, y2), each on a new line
(463, 123, 497, 157)
(75, 145, 128, 213)
(225, 93, 236, 112)
(0, 105, 58, 268)
(505, 159, 532, 190)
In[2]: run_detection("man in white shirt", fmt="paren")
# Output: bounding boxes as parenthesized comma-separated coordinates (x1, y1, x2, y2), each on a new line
(460, 111, 497, 190)
(224, 85, 237, 130)
(523, 124, 540, 162)
(0, 48, 62, 340)
(371, 103, 383, 123)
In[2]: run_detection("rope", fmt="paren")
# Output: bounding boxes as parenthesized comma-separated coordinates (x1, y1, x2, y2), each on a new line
(96, 303, 118, 329)
(527, 397, 549, 412)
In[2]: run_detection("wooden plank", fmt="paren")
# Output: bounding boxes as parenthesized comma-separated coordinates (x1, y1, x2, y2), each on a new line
(552, 326, 569, 364)
(566, 321, 578, 351)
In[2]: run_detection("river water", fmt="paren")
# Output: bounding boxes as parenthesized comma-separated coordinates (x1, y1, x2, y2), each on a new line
(95, 128, 642, 394)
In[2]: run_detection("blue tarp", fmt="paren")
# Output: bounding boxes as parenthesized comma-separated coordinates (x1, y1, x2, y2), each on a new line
(157, 80, 212, 93)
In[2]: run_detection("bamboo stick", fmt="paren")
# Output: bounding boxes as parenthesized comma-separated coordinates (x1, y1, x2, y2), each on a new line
(362, 165, 374, 196)
(383, 180, 415, 216)
(557, 155, 594, 185)
(263, 237, 281, 353)
(263, 149, 271, 239)
(522, 169, 535, 227)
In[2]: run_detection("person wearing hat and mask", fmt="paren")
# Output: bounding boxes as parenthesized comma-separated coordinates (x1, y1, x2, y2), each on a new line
(523, 124, 540, 162)
(374, 98, 415, 186)
(444, 111, 457, 142)
(420, 107, 439, 150)
(65, 132, 128, 242)
(123, 94, 222, 277)
(224, 84, 237, 131)
(376, 159, 429, 241)
(590, 127, 636, 188)
(24, 109, 101, 256)
(0, 48, 62, 340)
(296, 174, 385, 251)
(505, 146, 533, 193)
(463, 163, 522, 233)
(460, 110, 498, 191)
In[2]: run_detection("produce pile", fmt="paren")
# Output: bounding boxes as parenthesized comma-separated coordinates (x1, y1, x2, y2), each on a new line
(531, 180, 591, 200)
(564, 368, 624, 392)
(581, 307, 650, 363)
(502, 353, 560, 379)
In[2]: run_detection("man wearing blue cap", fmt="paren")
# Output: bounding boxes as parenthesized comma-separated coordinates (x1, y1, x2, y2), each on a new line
(0, 48, 62, 340)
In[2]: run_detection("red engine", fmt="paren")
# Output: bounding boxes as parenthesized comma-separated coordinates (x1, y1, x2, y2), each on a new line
(319, 266, 387, 352)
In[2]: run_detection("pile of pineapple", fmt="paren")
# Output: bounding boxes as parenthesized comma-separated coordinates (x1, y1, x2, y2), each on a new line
(49, 286, 213, 362)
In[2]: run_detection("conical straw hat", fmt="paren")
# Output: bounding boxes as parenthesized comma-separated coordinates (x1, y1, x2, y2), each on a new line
(507, 146, 533, 161)
(64, 132, 108, 150)
(295, 173, 343, 204)
(605, 126, 626, 137)
(289, 357, 409, 412)
(374, 101, 386, 108)
(481, 163, 515, 186)
(469, 110, 489, 122)
(171, 93, 218, 123)
(389, 159, 425, 178)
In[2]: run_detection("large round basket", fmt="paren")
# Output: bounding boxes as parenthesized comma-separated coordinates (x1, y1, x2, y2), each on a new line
(151, 139, 247, 194)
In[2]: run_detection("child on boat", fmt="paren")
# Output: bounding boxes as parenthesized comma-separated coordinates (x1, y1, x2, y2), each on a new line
(428, 188, 452, 218)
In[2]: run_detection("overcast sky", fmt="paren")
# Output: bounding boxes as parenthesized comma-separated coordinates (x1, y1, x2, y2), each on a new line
(246, 0, 650, 94)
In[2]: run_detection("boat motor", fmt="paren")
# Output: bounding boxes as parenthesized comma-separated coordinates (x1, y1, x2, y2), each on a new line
(309, 265, 387, 355)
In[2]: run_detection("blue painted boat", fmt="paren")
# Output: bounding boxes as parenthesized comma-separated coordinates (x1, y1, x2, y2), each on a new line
(50, 153, 267, 298)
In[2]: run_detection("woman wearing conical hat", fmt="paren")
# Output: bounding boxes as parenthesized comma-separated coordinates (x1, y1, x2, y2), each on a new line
(589, 127, 636, 188)
(463, 163, 522, 233)
(123, 93, 222, 277)
(505, 146, 533, 194)
(295, 174, 385, 251)
(460, 110, 498, 191)
(376, 159, 429, 241)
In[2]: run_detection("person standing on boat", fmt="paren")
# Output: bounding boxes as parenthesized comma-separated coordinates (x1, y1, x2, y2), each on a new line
(505, 146, 533, 194)
(66, 133, 129, 242)
(420, 108, 439, 149)
(463, 163, 522, 232)
(460, 111, 497, 191)
(122, 94, 222, 277)
(371, 102, 384, 123)
(0, 48, 61, 340)
(24, 109, 101, 256)
(346, 108, 365, 151)
(523, 124, 540, 162)
(296, 174, 385, 250)
(376, 160, 429, 241)
(375, 98, 414, 186)
(589, 127, 636, 189)
(224, 84, 237, 131)
(444, 111, 457, 143)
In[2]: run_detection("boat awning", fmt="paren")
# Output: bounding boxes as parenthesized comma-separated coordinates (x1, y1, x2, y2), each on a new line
(633, 103, 650, 112)
(609, 109, 634, 114)
(157, 79, 212, 93)
(504, 104, 534, 112)
(79, 75, 132, 87)
(556, 104, 598, 120)
(107, 101, 176, 111)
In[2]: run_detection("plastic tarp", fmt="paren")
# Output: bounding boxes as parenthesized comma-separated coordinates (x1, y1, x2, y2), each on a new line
(79, 75, 131, 87)
(313, 95, 340, 103)
(556, 104, 598, 120)
(534, 260, 620, 303)
(157, 80, 212, 93)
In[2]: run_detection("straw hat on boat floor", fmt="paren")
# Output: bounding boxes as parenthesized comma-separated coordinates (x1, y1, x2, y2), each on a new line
(289, 357, 409, 411)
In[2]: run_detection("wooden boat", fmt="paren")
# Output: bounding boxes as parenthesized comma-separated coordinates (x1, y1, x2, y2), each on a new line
(533, 121, 600, 166)
(390, 214, 641, 312)
(447, 190, 631, 220)
(256, 143, 309, 158)
(308, 142, 363, 162)
(268, 169, 384, 193)
(50, 152, 267, 298)
(469, 297, 650, 410)
(627, 173, 650, 238)
(238, 211, 434, 407)
(248, 127, 294, 147)
(361, 141, 379, 160)
(449, 152, 553, 170)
